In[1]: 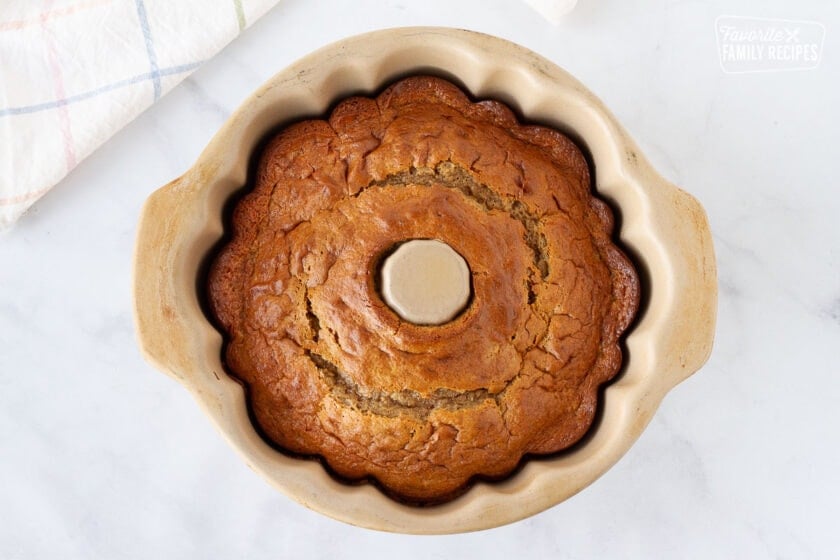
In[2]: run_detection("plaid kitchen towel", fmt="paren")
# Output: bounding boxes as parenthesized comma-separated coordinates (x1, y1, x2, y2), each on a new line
(0, 0, 279, 230)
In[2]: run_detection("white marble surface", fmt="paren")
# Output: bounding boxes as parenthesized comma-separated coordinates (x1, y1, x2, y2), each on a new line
(2, 0, 839, 557)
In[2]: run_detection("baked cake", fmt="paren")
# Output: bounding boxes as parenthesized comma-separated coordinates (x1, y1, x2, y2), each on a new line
(206, 76, 640, 504)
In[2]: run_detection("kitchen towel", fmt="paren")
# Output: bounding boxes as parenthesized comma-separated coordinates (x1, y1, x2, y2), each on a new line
(0, 0, 279, 230)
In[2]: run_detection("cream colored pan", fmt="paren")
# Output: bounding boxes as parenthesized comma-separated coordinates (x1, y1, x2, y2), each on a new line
(133, 27, 717, 534)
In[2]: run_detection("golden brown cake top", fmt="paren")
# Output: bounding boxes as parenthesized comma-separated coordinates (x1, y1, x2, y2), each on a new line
(207, 76, 640, 504)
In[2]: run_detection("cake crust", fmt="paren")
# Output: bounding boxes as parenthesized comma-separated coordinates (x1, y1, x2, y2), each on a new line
(206, 76, 640, 503)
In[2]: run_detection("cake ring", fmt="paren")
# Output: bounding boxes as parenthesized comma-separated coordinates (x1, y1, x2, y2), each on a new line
(206, 76, 640, 503)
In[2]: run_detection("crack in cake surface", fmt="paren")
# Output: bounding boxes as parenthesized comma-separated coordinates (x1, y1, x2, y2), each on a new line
(369, 161, 550, 279)
(306, 350, 497, 420)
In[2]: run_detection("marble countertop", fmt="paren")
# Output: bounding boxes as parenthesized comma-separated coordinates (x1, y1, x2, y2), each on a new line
(2, 0, 838, 557)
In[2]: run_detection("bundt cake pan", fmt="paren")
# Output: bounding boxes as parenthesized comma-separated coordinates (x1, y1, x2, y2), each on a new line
(133, 27, 717, 533)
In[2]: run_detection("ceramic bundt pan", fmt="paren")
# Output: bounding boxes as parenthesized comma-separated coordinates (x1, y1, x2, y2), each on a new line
(133, 27, 717, 533)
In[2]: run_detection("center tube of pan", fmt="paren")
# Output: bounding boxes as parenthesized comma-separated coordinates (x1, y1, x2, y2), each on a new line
(379, 239, 472, 325)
